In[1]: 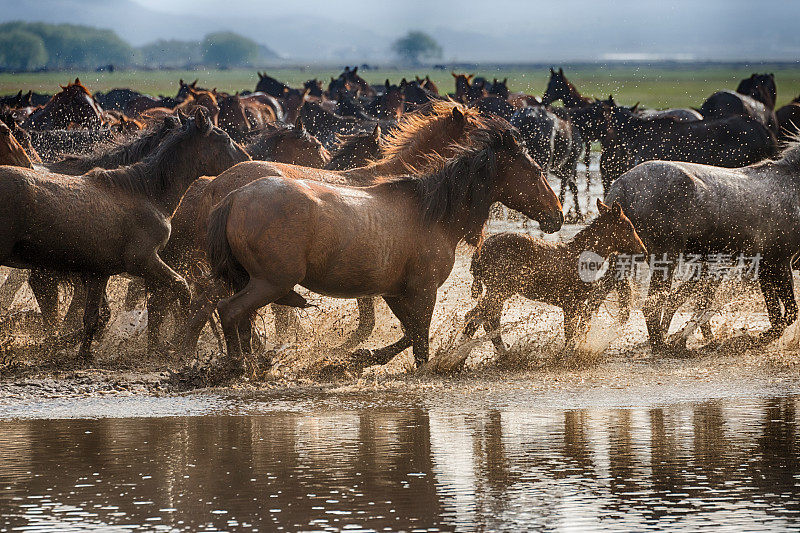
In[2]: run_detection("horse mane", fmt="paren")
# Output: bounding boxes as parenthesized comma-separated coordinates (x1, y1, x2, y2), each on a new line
(244, 122, 316, 159)
(376, 101, 484, 171)
(777, 137, 800, 169)
(378, 115, 511, 240)
(48, 119, 177, 174)
(86, 118, 200, 198)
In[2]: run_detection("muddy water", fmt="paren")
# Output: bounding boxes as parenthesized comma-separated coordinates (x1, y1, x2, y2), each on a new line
(0, 384, 798, 532)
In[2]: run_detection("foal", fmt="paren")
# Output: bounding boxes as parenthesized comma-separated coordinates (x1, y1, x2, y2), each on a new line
(463, 200, 646, 353)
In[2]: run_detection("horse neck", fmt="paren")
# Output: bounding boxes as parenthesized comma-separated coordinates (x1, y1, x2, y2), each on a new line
(560, 83, 587, 108)
(96, 148, 199, 217)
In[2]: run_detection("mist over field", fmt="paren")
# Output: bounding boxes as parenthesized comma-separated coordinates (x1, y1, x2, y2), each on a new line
(1, 0, 798, 62)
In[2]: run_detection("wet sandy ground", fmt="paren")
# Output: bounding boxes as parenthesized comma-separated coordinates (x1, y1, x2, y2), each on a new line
(1, 167, 799, 405)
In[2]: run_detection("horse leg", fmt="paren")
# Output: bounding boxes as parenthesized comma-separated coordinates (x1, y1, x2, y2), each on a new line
(145, 278, 171, 353)
(482, 297, 507, 355)
(384, 290, 437, 368)
(77, 274, 110, 364)
(584, 141, 592, 193)
(124, 278, 146, 311)
(643, 256, 675, 353)
(336, 297, 376, 351)
(216, 278, 290, 372)
(27, 269, 60, 337)
(760, 259, 796, 341)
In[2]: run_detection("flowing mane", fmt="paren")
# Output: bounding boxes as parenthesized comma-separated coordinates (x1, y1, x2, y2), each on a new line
(86, 118, 203, 199)
(378, 115, 513, 240)
(375, 100, 491, 172)
(48, 117, 180, 175)
(325, 130, 381, 170)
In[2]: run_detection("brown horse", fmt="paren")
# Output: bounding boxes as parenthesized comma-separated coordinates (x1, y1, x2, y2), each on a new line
(23, 79, 104, 130)
(324, 126, 382, 171)
(0, 108, 250, 361)
(462, 200, 646, 354)
(175, 89, 220, 125)
(736, 73, 777, 110)
(164, 103, 545, 353)
(452, 72, 474, 103)
(244, 121, 330, 167)
(0, 122, 33, 168)
(207, 117, 564, 373)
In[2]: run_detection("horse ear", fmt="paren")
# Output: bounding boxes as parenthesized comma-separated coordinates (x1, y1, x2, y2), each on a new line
(75, 77, 80, 85)
(301, 88, 310, 99)
(372, 124, 381, 140)
(558, 67, 563, 74)
(502, 128, 516, 147)
(597, 199, 610, 214)
(503, 78, 507, 84)
(176, 109, 188, 124)
(452, 106, 465, 123)
(612, 202, 622, 218)
(180, 78, 185, 85)
(467, 74, 474, 81)
(164, 115, 181, 128)
(352, 66, 358, 74)
(451, 71, 458, 78)
(385, 79, 390, 90)
(195, 107, 212, 134)
(192, 79, 198, 88)
(550, 67, 554, 74)
(295, 115, 305, 132)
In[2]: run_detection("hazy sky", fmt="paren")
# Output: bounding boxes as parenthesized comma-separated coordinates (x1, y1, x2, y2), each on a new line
(2, 0, 799, 62)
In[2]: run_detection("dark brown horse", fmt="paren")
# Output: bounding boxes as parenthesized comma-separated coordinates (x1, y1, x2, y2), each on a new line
(243, 121, 330, 167)
(736, 73, 777, 110)
(0, 108, 250, 361)
(23, 79, 104, 131)
(463, 200, 645, 353)
(511, 106, 584, 216)
(777, 96, 800, 142)
(699, 90, 779, 135)
(452, 72, 474, 103)
(599, 103, 778, 191)
(324, 126, 382, 171)
(364, 81, 405, 120)
(206, 117, 563, 373)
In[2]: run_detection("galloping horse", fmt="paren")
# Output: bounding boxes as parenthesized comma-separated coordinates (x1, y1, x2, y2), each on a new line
(605, 142, 800, 352)
(23, 79, 104, 130)
(161, 103, 532, 353)
(207, 116, 563, 373)
(0, 109, 250, 361)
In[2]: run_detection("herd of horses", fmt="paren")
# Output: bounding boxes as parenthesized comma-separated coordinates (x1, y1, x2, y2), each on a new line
(1, 66, 800, 378)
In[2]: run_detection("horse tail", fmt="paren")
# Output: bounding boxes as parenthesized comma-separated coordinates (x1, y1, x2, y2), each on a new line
(469, 247, 484, 299)
(207, 193, 248, 290)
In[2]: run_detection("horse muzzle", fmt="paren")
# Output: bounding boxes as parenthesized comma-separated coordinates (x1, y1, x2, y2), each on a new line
(538, 210, 564, 234)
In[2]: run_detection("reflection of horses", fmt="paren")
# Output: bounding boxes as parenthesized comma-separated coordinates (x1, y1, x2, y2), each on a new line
(23, 79, 104, 130)
(463, 200, 645, 353)
(599, 103, 777, 191)
(165, 103, 544, 353)
(207, 116, 563, 373)
(511, 106, 584, 215)
(605, 142, 800, 352)
(0, 109, 250, 361)
(244, 121, 330, 167)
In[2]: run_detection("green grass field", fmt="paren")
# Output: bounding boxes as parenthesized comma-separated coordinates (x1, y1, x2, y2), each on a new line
(2, 65, 800, 110)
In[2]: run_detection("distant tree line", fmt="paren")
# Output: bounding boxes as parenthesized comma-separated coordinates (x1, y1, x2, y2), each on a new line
(0, 21, 278, 71)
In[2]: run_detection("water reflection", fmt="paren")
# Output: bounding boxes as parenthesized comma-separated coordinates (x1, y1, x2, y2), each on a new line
(0, 396, 798, 531)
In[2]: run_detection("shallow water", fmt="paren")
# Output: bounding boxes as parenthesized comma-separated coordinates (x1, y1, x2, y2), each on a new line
(0, 385, 798, 532)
